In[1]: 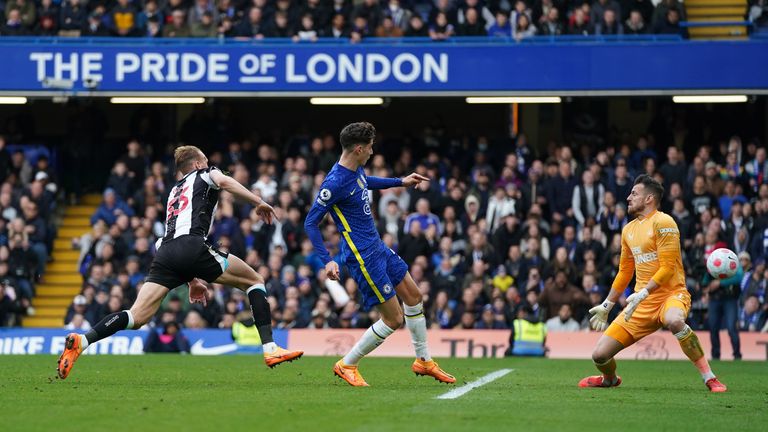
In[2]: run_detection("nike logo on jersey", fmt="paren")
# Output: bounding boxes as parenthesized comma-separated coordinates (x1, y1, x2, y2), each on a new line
(349, 189, 356, 195)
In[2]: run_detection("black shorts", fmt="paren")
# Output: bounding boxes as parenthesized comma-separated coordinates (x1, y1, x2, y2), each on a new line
(146, 235, 230, 289)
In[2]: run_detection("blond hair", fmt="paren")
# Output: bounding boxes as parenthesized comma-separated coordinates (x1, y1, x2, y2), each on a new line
(174, 145, 204, 174)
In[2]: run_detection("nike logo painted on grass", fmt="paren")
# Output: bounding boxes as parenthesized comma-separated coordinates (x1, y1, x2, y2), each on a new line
(190, 340, 239, 355)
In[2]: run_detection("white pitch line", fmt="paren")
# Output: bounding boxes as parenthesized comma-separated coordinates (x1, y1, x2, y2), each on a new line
(436, 369, 514, 400)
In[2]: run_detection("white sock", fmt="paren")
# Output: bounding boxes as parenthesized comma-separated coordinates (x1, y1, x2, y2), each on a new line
(343, 320, 394, 366)
(262, 342, 277, 354)
(80, 334, 89, 350)
(702, 370, 716, 382)
(404, 302, 431, 361)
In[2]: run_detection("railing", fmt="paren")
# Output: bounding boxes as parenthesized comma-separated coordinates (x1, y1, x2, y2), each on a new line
(0, 34, 691, 46)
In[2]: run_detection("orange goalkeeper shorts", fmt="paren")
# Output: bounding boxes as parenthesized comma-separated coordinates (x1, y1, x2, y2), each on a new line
(605, 290, 691, 347)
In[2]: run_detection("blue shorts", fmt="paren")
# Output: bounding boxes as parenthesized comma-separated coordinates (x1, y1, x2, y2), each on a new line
(343, 241, 408, 309)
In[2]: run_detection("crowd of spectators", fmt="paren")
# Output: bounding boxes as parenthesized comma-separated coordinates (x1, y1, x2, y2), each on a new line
(0, 138, 59, 326)
(0, 0, 694, 40)
(41, 129, 767, 340)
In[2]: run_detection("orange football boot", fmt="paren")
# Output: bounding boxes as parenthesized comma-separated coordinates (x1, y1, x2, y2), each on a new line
(333, 360, 369, 387)
(57, 333, 84, 379)
(264, 346, 303, 368)
(412, 358, 456, 384)
(578, 375, 622, 388)
(706, 377, 727, 393)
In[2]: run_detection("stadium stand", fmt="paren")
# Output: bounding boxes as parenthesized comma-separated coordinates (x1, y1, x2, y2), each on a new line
(3, 130, 765, 335)
(0, 0, 759, 40)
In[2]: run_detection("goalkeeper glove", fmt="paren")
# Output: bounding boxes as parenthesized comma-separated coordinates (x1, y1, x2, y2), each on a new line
(589, 300, 615, 331)
(624, 288, 650, 322)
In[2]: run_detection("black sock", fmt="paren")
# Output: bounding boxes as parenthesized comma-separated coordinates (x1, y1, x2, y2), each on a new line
(85, 311, 132, 345)
(247, 287, 274, 344)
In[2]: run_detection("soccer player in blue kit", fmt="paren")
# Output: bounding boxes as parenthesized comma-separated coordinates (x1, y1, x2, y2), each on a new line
(304, 122, 456, 387)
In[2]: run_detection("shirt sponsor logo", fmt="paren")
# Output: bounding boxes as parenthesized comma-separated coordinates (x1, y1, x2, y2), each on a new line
(658, 228, 679, 235)
(631, 246, 658, 264)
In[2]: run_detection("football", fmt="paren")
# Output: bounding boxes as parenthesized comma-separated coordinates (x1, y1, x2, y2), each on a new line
(706, 248, 739, 280)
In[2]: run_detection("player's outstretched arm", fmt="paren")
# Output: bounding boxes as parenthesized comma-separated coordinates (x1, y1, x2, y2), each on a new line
(209, 169, 276, 224)
(366, 173, 429, 190)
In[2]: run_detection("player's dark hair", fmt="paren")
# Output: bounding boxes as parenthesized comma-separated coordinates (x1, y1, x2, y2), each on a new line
(174, 145, 203, 174)
(634, 174, 664, 205)
(339, 122, 376, 151)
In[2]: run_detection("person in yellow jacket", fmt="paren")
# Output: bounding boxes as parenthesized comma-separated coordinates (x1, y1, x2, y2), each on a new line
(232, 311, 262, 350)
(507, 305, 546, 357)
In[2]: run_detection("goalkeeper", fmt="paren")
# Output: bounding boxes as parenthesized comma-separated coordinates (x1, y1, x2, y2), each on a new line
(580, 175, 727, 392)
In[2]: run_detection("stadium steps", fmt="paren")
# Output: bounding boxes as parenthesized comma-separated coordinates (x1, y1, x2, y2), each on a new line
(24, 193, 101, 328)
(685, 0, 747, 40)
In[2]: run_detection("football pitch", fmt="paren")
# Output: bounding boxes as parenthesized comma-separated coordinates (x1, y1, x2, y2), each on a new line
(1, 356, 765, 432)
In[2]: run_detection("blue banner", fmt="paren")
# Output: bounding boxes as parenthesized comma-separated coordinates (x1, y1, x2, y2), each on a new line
(1, 38, 767, 93)
(0, 328, 288, 355)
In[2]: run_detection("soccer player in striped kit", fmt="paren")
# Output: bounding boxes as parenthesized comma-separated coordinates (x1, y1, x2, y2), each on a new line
(57, 146, 303, 379)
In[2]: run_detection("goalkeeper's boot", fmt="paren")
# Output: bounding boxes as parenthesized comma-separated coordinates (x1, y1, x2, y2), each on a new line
(333, 360, 369, 387)
(706, 377, 727, 393)
(412, 358, 456, 384)
(57, 333, 84, 379)
(264, 346, 304, 368)
(578, 375, 622, 388)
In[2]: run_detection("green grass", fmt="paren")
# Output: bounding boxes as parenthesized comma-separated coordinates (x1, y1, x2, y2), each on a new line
(1, 356, 766, 431)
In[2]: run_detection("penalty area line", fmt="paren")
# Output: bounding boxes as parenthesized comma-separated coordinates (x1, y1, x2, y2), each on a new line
(435, 369, 514, 400)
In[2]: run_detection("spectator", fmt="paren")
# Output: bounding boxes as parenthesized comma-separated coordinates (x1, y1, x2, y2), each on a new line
(91, 188, 134, 226)
(111, 0, 138, 36)
(348, 14, 369, 42)
(82, 10, 110, 36)
(429, 11, 454, 40)
(404, 198, 441, 235)
(512, 13, 536, 40)
(487, 10, 511, 37)
(320, 12, 347, 38)
(476, 304, 508, 329)
(703, 261, 743, 359)
(539, 269, 590, 319)
(375, 15, 403, 37)
(404, 14, 428, 36)
(36, 0, 60, 36)
(1, 8, 29, 35)
(538, 7, 563, 36)
(594, 8, 623, 35)
(190, 10, 217, 36)
(354, 0, 382, 29)
(383, 0, 411, 31)
(5, 0, 36, 29)
(572, 170, 605, 227)
(145, 321, 191, 353)
(546, 304, 581, 331)
(738, 295, 765, 331)
(507, 305, 546, 356)
(457, 7, 487, 36)
(568, 7, 590, 35)
(236, 7, 265, 38)
(188, 0, 217, 27)
(590, 0, 621, 26)
(652, 7, 686, 37)
(162, 9, 191, 37)
(292, 13, 318, 40)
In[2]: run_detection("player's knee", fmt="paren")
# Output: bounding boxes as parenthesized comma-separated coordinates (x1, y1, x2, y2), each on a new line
(667, 318, 686, 334)
(383, 317, 401, 330)
(592, 351, 610, 365)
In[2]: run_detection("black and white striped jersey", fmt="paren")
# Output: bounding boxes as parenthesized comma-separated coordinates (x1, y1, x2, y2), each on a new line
(159, 166, 221, 248)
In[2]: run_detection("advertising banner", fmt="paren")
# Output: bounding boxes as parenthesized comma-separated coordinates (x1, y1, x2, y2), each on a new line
(1, 39, 766, 93)
(1, 328, 765, 360)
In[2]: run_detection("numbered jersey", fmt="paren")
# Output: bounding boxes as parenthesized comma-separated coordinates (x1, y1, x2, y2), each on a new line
(161, 166, 221, 246)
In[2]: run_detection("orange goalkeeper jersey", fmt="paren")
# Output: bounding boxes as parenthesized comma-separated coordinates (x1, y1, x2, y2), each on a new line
(611, 210, 687, 298)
